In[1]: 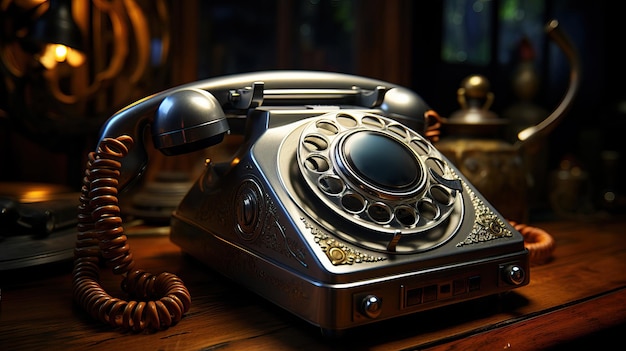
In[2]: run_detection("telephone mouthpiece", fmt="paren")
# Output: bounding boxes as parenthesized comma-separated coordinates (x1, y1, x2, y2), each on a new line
(153, 88, 230, 155)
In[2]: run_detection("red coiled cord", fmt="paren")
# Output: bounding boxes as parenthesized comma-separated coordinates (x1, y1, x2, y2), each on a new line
(72, 135, 191, 332)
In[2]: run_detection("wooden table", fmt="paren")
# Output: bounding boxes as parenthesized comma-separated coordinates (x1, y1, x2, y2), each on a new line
(1, 214, 625, 350)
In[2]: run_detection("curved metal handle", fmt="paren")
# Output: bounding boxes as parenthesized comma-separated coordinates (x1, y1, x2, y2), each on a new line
(516, 19, 581, 146)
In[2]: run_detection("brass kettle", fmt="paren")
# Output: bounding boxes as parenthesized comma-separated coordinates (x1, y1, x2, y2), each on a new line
(434, 20, 580, 222)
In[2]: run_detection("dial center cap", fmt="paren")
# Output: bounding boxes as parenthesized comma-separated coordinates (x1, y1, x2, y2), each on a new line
(342, 131, 420, 190)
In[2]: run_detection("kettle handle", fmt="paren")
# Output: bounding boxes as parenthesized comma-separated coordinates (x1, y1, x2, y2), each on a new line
(516, 19, 580, 146)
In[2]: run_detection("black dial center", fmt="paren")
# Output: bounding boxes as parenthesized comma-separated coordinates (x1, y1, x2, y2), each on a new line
(342, 131, 420, 190)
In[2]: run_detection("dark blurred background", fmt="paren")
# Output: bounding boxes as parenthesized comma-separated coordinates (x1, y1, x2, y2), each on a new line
(0, 0, 623, 220)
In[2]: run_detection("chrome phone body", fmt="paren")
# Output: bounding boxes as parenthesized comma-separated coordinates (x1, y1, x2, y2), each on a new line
(162, 72, 529, 334)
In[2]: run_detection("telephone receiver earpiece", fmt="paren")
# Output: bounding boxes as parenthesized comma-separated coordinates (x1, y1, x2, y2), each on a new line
(153, 88, 230, 156)
(98, 88, 229, 190)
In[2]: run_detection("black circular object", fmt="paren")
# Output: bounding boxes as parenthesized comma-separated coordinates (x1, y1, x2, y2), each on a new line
(342, 131, 420, 190)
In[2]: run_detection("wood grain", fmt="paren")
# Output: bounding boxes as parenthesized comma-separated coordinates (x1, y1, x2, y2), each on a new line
(1, 215, 625, 350)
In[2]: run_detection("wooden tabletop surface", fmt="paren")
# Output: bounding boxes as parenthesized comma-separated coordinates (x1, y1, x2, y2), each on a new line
(1, 213, 625, 350)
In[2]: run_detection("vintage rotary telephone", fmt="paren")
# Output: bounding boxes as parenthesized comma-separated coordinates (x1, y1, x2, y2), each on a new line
(74, 71, 530, 334)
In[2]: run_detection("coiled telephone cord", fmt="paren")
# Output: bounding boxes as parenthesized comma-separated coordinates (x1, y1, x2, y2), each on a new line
(72, 135, 191, 332)
(509, 221, 556, 265)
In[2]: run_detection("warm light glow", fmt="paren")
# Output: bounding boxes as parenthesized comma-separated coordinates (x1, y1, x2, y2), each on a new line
(39, 43, 85, 69)
(39, 44, 57, 69)
(54, 44, 67, 60)
(21, 189, 53, 203)
(65, 46, 85, 66)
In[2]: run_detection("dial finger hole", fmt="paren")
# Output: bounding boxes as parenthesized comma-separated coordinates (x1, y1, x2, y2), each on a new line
(318, 175, 345, 195)
(361, 115, 385, 128)
(336, 113, 358, 128)
(387, 124, 409, 140)
(410, 138, 431, 155)
(417, 198, 439, 221)
(315, 120, 339, 135)
(305, 155, 330, 172)
(367, 202, 392, 224)
(303, 134, 329, 152)
(395, 205, 418, 227)
(341, 192, 366, 213)
(430, 184, 454, 206)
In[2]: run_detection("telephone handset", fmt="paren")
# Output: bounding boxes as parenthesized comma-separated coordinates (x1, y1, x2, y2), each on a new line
(97, 71, 428, 190)
(75, 71, 529, 334)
